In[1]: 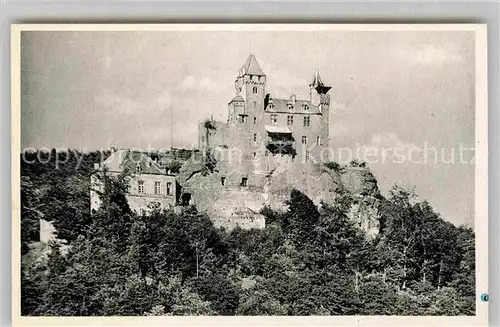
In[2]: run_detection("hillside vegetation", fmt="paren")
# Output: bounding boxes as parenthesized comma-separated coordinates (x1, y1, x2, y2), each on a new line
(20, 149, 475, 316)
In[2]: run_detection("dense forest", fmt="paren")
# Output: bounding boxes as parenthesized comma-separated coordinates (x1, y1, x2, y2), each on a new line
(20, 149, 475, 316)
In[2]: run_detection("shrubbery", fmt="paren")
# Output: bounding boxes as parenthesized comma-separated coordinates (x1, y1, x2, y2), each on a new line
(20, 150, 475, 316)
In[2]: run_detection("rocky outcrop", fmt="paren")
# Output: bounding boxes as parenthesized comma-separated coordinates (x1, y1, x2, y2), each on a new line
(176, 154, 382, 233)
(339, 166, 380, 197)
(346, 198, 381, 239)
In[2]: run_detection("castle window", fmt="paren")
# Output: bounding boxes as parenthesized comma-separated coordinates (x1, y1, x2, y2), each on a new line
(253, 152, 256, 158)
(316, 136, 321, 146)
(303, 116, 311, 127)
(253, 101, 257, 108)
(238, 115, 246, 124)
(253, 133, 257, 143)
(221, 177, 226, 186)
(166, 182, 173, 195)
(305, 151, 310, 162)
(138, 181, 144, 194)
(154, 181, 161, 195)
(253, 86, 258, 94)
(241, 177, 248, 187)
(270, 114, 277, 125)
(302, 104, 309, 111)
(302, 136, 307, 144)
(287, 115, 294, 126)
(253, 117, 257, 124)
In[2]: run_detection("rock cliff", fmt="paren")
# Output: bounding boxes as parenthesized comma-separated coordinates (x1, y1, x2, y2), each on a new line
(176, 154, 382, 233)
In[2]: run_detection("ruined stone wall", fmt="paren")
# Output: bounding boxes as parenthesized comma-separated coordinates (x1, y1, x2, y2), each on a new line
(198, 121, 229, 150)
(179, 155, 348, 226)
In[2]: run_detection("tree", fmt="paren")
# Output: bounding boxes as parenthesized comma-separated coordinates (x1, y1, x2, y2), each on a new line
(20, 176, 42, 254)
(284, 189, 320, 246)
(236, 276, 289, 315)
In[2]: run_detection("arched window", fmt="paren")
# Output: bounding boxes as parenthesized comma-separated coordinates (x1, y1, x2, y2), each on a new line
(253, 86, 258, 94)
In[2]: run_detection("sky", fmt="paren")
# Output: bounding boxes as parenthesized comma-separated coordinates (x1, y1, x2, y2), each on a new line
(20, 30, 476, 227)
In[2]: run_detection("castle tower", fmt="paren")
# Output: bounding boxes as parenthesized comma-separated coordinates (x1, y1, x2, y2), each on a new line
(309, 69, 331, 107)
(234, 55, 266, 121)
(309, 69, 332, 152)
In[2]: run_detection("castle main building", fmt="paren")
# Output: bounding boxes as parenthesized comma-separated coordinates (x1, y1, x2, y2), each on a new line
(199, 55, 331, 158)
(198, 55, 332, 190)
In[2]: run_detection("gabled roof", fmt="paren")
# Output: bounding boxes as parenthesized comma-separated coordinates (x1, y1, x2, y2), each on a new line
(100, 149, 165, 175)
(241, 54, 265, 76)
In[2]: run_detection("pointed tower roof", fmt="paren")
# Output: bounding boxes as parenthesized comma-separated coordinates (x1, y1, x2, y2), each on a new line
(241, 54, 265, 76)
(309, 69, 331, 94)
(310, 69, 324, 86)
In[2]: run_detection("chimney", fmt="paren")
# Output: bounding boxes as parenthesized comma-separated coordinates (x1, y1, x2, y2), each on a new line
(290, 95, 296, 105)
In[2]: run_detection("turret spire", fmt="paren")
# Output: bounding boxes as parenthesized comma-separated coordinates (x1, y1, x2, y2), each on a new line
(240, 54, 265, 76)
(310, 69, 324, 87)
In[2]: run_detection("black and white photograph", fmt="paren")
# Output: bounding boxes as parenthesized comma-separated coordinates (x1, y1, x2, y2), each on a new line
(12, 24, 488, 325)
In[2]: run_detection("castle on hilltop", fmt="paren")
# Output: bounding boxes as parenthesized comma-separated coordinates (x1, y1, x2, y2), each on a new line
(90, 55, 346, 231)
(197, 54, 332, 190)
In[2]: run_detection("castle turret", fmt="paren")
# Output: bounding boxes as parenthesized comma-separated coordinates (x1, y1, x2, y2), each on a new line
(309, 69, 331, 107)
(309, 69, 332, 154)
(234, 55, 266, 121)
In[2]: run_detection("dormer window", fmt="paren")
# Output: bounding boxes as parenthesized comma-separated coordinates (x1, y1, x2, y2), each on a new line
(287, 103, 294, 110)
(136, 164, 142, 173)
(268, 103, 275, 110)
(302, 104, 309, 111)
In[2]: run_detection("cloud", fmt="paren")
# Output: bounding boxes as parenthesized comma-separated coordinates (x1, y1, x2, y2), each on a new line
(177, 75, 219, 93)
(263, 63, 308, 98)
(354, 133, 422, 164)
(369, 132, 419, 150)
(329, 123, 349, 138)
(397, 44, 464, 66)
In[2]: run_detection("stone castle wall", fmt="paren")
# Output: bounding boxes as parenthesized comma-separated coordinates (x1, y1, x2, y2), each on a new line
(177, 151, 381, 232)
